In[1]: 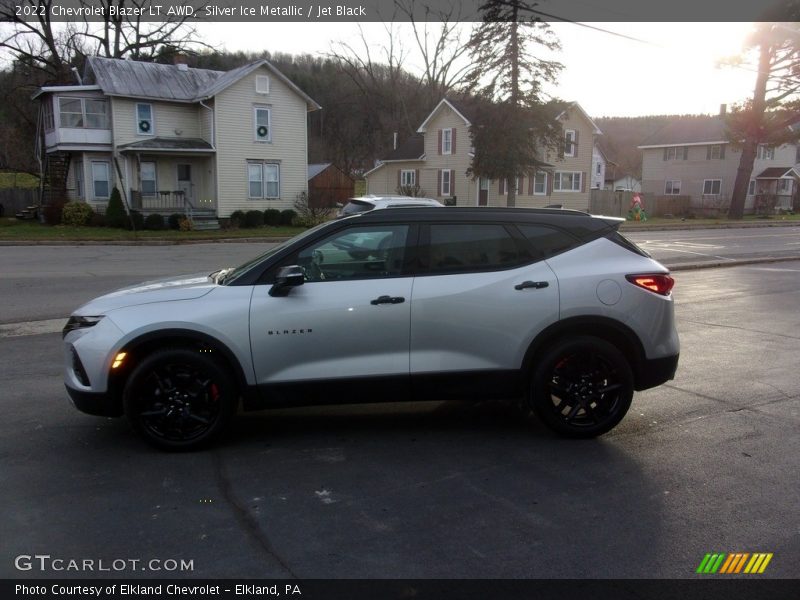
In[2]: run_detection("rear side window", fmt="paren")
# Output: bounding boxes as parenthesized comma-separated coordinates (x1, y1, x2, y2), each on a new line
(608, 231, 651, 257)
(516, 224, 581, 260)
(423, 223, 528, 274)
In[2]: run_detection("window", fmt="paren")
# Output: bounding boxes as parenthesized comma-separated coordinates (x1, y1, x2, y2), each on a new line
(288, 225, 409, 282)
(85, 99, 109, 129)
(43, 100, 55, 131)
(140, 162, 157, 197)
(517, 224, 579, 260)
(703, 179, 721, 195)
(91, 162, 110, 199)
(665, 180, 681, 195)
(515, 177, 522, 194)
(136, 103, 153, 135)
(59, 98, 84, 128)
(400, 170, 416, 186)
(74, 161, 83, 199)
(442, 128, 453, 154)
(596, 162, 602, 175)
(248, 162, 280, 198)
(554, 171, 581, 192)
(707, 144, 724, 159)
(533, 172, 547, 195)
(440, 169, 451, 196)
(425, 224, 527, 274)
(757, 145, 774, 160)
(255, 75, 270, 94)
(254, 107, 271, 142)
(564, 130, 576, 157)
(777, 179, 793, 193)
(663, 146, 688, 161)
(747, 180, 756, 196)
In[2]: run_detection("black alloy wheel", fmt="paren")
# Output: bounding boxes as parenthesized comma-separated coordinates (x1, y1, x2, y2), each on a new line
(531, 336, 633, 438)
(123, 348, 236, 450)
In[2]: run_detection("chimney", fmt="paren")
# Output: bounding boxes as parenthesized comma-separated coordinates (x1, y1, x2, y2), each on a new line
(719, 104, 727, 116)
(174, 54, 189, 71)
(393, 132, 398, 150)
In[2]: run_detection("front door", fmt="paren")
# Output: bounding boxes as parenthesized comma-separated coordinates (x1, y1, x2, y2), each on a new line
(177, 164, 192, 203)
(249, 223, 414, 406)
(479, 178, 489, 206)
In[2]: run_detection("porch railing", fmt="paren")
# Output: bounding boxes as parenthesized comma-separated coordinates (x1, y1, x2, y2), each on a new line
(129, 190, 189, 213)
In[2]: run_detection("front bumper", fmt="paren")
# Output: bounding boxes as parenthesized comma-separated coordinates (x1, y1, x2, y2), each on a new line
(65, 385, 121, 417)
(636, 354, 679, 391)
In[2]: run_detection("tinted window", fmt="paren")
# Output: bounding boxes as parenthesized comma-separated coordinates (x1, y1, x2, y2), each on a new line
(424, 224, 526, 274)
(281, 225, 409, 282)
(516, 224, 580, 260)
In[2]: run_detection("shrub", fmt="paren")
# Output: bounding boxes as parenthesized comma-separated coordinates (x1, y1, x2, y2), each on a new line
(144, 213, 165, 230)
(279, 209, 297, 226)
(125, 210, 144, 231)
(292, 192, 331, 227)
(229, 210, 246, 228)
(62, 201, 94, 226)
(178, 217, 193, 231)
(242, 209, 264, 228)
(106, 187, 127, 228)
(167, 213, 184, 230)
(263, 208, 281, 226)
(89, 212, 106, 227)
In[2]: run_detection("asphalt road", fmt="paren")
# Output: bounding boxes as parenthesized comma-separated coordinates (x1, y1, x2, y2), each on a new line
(0, 248, 798, 579)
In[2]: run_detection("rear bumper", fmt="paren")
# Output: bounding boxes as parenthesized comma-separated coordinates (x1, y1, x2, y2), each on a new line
(636, 354, 679, 391)
(65, 385, 121, 417)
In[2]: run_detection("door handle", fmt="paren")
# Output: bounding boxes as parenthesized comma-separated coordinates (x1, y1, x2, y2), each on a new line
(514, 281, 549, 290)
(371, 295, 405, 305)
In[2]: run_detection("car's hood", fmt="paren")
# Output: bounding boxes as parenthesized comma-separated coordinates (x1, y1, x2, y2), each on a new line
(74, 272, 217, 315)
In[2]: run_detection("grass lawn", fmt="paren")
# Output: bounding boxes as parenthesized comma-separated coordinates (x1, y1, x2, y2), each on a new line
(619, 213, 800, 229)
(0, 172, 40, 189)
(0, 218, 305, 241)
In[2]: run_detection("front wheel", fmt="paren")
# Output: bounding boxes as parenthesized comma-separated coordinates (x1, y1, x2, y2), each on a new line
(123, 348, 237, 450)
(531, 336, 633, 438)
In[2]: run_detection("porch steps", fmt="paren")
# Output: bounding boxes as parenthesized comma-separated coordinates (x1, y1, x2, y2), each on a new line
(15, 205, 39, 220)
(190, 209, 219, 231)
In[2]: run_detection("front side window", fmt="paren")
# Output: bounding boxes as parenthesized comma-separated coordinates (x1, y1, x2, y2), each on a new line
(91, 162, 110, 199)
(534, 172, 547, 195)
(424, 223, 527, 274)
(136, 103, 153, 135)
(665, 180, 681, 195)
(140, 162, 157, 197)
(288, 225, 409, 282)
(254, 107, 271, 142)
(703, 179, 721, 195)
(442, 128, 452, 154)
(248, 162, 280, 198)
(554, 171, 581, 192)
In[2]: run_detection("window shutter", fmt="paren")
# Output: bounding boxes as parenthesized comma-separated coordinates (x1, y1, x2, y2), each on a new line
(415, 169, 419, 186)
(547, 173, 553, 196)
(437, 170, 442, 196)
(528, 174, 534, 195)
(683, 146, 688, 160)
(438, 130, 442, 155)
(450, 170, 455, 196)
(499, 179, 505, 194)
(397, 170, 401, 189)
(706, 146, 711, 160)
(663, 148, 668, 161)
(720, 145, 725, 159)
(581, 172, 586, 193)
(573, 130, 579, 156)
(452, 129, 457, 154)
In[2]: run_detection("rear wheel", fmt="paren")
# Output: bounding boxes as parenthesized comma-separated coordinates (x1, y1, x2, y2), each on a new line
(123, 348, 237, 450)
(531, 336, 633, 438)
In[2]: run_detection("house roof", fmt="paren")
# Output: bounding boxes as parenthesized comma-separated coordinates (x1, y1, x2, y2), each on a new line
(417, 98, 473, 132)
(307, 163, 331, 180)
(638, 116, 728, 148)
(755, 166, 796, 179)
(82, 57, 320, 110)
(380, 134, 425, 161)
(116, 137, 214, 152)
(554, 101, 603, 135)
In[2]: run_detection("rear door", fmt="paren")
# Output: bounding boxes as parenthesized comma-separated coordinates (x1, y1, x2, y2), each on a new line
(409, 222, 560, 399)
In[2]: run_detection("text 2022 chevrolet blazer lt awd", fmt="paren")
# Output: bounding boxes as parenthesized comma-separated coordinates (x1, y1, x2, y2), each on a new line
(63, 208, 679, 450)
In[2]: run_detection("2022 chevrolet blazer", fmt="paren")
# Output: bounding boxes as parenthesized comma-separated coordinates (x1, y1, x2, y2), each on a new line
(63, 207, 679, 450)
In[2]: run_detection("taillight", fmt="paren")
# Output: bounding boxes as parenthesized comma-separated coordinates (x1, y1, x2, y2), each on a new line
(626, 274, 674, 296)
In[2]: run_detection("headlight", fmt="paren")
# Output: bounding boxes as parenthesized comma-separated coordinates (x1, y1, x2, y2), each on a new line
(62, 315, 104, 338)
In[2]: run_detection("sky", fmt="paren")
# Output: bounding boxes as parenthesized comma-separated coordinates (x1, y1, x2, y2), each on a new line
(196, 21, 758, 118)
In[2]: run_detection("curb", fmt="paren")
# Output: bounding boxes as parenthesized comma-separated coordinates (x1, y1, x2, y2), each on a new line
(667, 256, 800, 271)
(0, 237, 289, 246)
(620, 221, 800, 232)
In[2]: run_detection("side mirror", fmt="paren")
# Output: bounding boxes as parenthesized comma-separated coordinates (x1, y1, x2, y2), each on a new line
(269, 265, 305, 297)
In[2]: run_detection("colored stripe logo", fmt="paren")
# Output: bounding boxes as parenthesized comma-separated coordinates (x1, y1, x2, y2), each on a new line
(696, 553, 773, 574)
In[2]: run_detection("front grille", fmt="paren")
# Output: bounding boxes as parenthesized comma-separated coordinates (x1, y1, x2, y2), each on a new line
(70, 346, 91, 387)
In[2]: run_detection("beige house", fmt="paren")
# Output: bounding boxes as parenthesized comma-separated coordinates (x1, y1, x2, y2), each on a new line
(638, 112, 800, 213)
(34, 57, 320, 225)
(365, 98, 601, 210)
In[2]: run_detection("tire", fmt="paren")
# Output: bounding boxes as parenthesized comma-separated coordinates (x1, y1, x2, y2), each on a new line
(123, 347, 237, 450)
(530, 336, 633, 438)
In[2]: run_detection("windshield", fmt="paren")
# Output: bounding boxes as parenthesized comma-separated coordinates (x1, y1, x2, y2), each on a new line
(221, 222, 332, 284)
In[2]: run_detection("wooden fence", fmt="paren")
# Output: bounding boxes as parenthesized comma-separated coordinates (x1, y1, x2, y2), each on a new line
(0, 188, 39, 217)
(589, 190, 690, 217)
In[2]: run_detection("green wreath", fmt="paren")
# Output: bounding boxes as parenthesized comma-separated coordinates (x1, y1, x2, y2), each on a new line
(257, 125, 268, 138)
(138, 120, 151, 133)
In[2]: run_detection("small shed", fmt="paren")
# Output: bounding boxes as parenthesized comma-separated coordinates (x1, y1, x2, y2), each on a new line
(307, 163, 354, 208)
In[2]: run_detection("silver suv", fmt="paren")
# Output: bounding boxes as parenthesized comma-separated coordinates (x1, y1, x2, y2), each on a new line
(337, 195, 443, 217)
(63, 208, 679, 450)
